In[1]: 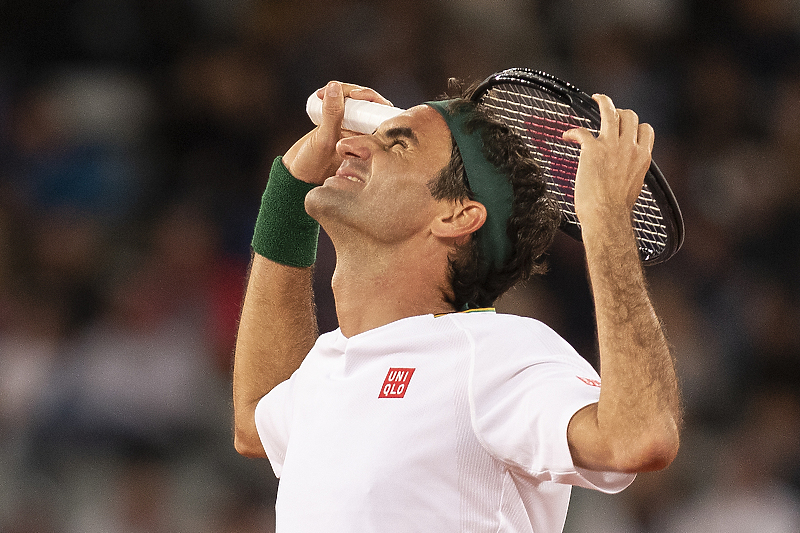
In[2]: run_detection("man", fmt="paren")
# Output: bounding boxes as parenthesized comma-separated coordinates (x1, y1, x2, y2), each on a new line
(232, 80, 681, 532)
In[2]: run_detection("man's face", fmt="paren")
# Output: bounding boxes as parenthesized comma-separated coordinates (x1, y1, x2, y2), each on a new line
(304, 105, 453, 246)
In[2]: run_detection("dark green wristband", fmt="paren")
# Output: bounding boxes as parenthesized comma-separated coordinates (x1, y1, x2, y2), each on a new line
(251, 157, 320, 267)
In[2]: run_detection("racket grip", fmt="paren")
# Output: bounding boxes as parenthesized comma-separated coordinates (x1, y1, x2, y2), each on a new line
(306, 92, 405, 134)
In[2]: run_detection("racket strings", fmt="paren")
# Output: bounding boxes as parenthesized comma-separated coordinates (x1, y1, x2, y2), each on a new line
(482, 84, 669, 260)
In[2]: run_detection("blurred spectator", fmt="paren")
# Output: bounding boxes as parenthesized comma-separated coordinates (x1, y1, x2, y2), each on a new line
(6, 68, 153, 222)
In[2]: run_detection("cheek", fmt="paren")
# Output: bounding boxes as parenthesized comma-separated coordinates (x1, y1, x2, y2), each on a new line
(363, 182, 439, 236)
(384, 200, 430, 224)
(376, 175, 436, 213)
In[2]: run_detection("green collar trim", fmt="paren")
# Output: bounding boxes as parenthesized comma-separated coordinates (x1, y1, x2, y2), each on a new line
(425, 100, 514, 283)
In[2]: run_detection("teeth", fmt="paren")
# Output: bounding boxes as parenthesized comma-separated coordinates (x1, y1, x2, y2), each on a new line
(345, 175, 360, 182)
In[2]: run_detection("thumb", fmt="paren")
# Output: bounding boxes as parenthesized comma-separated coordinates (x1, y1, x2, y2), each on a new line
(318, 81, 345, 142)
(562, 127, 594, 145)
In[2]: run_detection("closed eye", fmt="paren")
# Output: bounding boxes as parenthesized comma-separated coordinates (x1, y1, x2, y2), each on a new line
(381, 126, 418, 151)
(390, 138, 409, 149)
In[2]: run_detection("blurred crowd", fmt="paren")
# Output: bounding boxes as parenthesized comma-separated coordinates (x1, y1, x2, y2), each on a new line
(1, 0, 799, 531)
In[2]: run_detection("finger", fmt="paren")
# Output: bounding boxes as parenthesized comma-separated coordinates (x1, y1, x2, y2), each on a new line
(562, 126, 595, 145)
(638, 122, 655, 152)
(315, 83, 393, 106)
(315, 82, 361, 99)
(593, 94, 620, 138)
(346, 87, 393, 106)
(617, 109, 639, 141)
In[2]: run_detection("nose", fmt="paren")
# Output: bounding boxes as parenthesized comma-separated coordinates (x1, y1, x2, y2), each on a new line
(336, 134, 374, 161)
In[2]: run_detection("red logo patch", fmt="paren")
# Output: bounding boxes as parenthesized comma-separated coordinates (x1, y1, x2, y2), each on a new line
(577, 376, 601, 388)
(379, 368, 415, 398)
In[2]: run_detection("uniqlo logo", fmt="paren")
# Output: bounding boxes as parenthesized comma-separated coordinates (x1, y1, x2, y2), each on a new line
(378, 368, 415, 398)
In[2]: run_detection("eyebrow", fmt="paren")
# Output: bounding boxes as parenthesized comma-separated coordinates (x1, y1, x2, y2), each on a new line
(382, 126, 419, 146)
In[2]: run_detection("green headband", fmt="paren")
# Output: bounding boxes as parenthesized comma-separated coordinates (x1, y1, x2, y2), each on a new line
(425, 99, 514, 281)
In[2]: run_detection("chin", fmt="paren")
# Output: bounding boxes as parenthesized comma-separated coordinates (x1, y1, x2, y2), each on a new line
(305, 186, 350, 225)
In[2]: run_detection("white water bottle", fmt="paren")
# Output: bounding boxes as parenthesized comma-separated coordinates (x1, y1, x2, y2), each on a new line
(306, 92, 406, 134)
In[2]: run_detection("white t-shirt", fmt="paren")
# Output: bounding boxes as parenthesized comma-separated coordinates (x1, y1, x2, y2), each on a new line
(255, 310, 634, 532)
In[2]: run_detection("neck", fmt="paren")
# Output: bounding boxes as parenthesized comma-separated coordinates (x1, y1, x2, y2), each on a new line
(329, 237, 456, 338)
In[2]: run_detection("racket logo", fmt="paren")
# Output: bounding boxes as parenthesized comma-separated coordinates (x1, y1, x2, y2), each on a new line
(379, 368, 415, 398)
(525, 115, 580, 201)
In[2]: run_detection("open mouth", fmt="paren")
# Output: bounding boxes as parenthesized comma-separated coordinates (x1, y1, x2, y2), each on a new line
(334, 161, 367, 184)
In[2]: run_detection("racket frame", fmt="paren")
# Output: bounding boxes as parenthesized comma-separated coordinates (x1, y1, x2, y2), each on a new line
(472, 68, 684, 265)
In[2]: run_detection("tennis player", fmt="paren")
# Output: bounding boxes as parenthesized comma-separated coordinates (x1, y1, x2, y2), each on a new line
(233, 80, 681, 532)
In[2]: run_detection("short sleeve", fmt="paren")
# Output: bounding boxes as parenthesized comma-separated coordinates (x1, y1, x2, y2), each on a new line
(254, 378, 293, 478)
(465, 316, 635, 493)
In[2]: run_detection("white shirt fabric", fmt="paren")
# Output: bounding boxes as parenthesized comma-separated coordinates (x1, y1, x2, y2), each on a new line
(255, 311, 635, 532)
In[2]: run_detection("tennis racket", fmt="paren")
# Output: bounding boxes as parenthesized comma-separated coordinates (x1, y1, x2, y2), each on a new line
(472, 68, 684, 265)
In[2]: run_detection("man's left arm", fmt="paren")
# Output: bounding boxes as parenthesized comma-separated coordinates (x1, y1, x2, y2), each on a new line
(563, 95, 681, 473)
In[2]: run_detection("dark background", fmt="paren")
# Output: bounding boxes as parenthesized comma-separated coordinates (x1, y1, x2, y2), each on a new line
(1, 0, 799, 531)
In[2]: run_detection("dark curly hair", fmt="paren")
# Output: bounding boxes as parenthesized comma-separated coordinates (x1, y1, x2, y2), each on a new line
(427, 80, 561, 309)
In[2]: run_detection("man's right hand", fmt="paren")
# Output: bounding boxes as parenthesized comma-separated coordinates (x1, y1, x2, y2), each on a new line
(283, 81, 393, 185)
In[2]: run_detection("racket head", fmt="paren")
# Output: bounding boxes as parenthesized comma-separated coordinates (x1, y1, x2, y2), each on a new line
(472, 68, 684, 265)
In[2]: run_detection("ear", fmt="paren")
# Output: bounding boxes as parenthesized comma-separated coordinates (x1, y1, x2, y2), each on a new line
(431, 199, 487, 240)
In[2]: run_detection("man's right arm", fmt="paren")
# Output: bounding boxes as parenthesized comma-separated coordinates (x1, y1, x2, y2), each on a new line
(232, 252, 317, 458)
